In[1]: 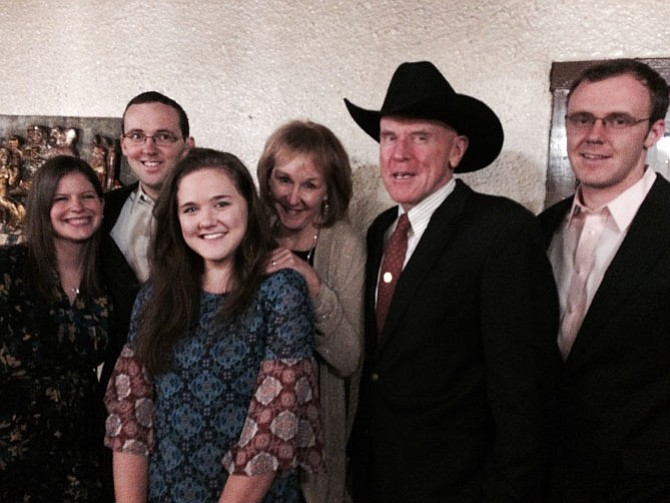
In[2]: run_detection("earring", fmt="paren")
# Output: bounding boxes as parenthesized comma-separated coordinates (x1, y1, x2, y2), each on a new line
(321, 198, 329, 218)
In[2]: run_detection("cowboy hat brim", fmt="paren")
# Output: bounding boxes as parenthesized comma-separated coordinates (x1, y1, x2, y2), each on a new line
(344, 94, 504, 173)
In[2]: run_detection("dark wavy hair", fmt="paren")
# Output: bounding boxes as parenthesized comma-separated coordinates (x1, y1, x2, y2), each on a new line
(134, 148, 272, 374)
(257, 120, 353, 227)
(122, 90, 190, 138)
(568, 59, 670, 123)
(24, 155, 105, 300)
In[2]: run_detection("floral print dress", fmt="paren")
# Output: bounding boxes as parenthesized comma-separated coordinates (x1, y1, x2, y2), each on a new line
(0, 244, 111, 502)
(105, 268, 324, 503)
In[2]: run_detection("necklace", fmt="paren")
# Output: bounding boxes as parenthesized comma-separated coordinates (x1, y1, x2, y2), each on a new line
(56, 257, 82, 302)
(64, 285, 80, 304)
(61, 280, 80, 297)
(285, 229, 319, 264)
(275, 220, 320, 262)
(305, 231, 319, 263)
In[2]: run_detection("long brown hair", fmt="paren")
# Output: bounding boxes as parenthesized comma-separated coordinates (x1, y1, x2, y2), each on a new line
(24, 155, 105, 301)
(134, 148, 272, 375)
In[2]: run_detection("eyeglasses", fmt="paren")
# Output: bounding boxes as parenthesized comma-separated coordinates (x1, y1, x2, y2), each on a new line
(122, 131, 181, 146)
(565, 112, 650, 131)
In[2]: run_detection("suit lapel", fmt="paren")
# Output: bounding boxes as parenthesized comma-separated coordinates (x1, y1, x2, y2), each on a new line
(569, 176, 670, 363)
(103, 182, 138, 234)
(539, 197, 573, 245)
(375, 181, 470, 356)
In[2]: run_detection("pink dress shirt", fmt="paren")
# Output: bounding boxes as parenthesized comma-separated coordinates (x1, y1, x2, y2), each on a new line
(548, 168, 657, 359)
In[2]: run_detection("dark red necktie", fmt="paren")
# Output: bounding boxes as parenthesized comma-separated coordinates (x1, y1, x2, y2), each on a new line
(376, 213, 410, 336)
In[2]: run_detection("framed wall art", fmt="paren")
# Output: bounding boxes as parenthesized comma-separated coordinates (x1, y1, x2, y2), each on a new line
(0, 115, 131, 245)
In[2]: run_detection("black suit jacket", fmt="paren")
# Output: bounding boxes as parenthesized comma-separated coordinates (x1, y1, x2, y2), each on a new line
(350, 180, 561, 503)
(539, 175, 670, 503)
(102, 182, 138, 235)
(98, 183, 140, 394)
(97, 183, 141, 502)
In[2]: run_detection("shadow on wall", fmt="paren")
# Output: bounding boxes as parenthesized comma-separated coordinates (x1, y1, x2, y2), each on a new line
(459, 150, 545, 214)
(349, 163, 393, 235)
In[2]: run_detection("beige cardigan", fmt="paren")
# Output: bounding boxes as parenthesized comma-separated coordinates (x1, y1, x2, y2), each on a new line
(301, 219, 365, 503)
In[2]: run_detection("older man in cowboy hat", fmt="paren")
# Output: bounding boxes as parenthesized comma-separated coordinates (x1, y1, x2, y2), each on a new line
(345, 61, 561, 502)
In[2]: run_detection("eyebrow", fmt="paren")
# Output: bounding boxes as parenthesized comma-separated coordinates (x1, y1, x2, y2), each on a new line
(568, 109, 632, 115)
(179, 194, 232, 207)
(127, 128, 177, 134)
(53, 190, 97, 197)
(273, 168, 322, 183)
(379, 128, 433, 136)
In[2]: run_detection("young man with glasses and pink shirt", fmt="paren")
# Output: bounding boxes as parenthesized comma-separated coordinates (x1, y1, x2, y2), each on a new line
(540, 59, 670, 502)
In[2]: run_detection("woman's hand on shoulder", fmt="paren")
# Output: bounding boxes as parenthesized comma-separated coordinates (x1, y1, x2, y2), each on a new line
(265, 247, 321, 299)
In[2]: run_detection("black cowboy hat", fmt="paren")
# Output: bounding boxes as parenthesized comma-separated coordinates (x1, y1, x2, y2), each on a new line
(344, 61, 504, 172)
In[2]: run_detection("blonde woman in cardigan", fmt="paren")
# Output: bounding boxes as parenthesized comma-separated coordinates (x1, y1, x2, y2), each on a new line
(259, 120, 365, 503)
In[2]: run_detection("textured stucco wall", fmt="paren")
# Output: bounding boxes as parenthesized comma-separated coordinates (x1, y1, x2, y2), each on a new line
(1, 1, 669, 229)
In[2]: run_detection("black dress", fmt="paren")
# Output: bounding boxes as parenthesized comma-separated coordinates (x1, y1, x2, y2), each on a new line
(0, 244, 111, 502)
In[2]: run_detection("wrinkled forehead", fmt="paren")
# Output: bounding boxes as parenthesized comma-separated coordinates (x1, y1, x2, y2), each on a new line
(380, 115, 459, 135)
(379, 116, 465, 148)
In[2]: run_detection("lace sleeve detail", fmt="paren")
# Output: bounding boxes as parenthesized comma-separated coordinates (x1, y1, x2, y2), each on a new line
(103, 344, 155, 456)
(222, 357, 324, 475)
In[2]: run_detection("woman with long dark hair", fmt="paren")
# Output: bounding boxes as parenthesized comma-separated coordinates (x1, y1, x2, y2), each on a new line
(105, 148, 322, 503)
(0, 156, 110, 501)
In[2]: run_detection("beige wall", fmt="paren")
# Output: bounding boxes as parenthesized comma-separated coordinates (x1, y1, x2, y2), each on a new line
(1, 0, 669, 228)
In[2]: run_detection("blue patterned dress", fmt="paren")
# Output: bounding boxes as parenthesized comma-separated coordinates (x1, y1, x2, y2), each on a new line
(0, 244, 111, 502)
(105, 268, 323, 503)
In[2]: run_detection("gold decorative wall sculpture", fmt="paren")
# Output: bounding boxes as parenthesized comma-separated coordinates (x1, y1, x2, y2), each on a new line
(0, 115, 128, 245)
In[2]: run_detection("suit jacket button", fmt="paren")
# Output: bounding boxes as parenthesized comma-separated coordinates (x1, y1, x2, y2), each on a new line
(371, 372, 380, 382)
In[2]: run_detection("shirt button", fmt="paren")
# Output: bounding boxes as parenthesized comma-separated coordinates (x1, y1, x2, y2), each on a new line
(371, 373, 380, 382)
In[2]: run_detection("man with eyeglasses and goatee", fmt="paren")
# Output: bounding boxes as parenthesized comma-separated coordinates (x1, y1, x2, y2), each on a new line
(97, 91, 194, 502)
(539, 59, 670, 502)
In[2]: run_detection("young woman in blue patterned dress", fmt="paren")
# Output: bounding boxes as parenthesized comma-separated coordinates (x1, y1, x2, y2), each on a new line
(104, 148, 323, 503)
(0, 156, 111, 501)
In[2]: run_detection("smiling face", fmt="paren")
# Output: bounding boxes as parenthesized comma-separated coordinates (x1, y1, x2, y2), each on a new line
(269, 152, 328, 232)
(379, 116, 468, 211)
(567, 73, 666, 206)
(121, 101, 194, 200)
(50, 172, 104, 244)
(177, 167, 248, 274)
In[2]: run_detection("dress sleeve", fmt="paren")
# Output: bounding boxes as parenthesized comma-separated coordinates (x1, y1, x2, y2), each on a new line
(103, 286, 155, 456)
(103, 344, 155, 456)
(223, 270, 324, 476)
